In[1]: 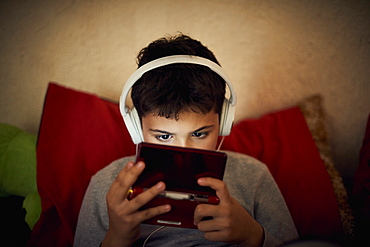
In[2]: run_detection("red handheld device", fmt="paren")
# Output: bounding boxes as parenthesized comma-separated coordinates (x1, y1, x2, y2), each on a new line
(128, 142, 227, 228)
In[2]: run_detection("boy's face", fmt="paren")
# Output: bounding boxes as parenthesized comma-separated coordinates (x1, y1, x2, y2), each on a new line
(141, 111, 220, 150)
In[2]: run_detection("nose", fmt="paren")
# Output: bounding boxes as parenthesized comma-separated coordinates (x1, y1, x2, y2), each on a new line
(176, 139, 193, 149)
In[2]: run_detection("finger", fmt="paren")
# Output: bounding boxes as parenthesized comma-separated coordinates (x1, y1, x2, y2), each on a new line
(193, 203, 218, 226)
(136, 204, 172, 222)
(125, 161, 135, 170)
(121, 161, 146, 189)
(107, 161, 145, 204)
(197, 177, 230, 203)
(197, 219, 221, 233)
(128, 181, 166, 210)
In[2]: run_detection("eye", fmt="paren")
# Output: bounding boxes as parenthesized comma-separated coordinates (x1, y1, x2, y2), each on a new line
(156, 134, 173, 141)
(192, 132, 208, 139)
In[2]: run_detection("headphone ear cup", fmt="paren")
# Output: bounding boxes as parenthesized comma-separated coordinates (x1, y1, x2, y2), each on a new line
(130, 107, 144, 143)
(219, 98, 235, 136)
(219, 99, 228, 136)
(123, 107, 144, 144)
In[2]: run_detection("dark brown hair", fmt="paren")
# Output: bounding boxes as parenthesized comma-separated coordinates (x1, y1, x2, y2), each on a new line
(131, 34, 226, 120)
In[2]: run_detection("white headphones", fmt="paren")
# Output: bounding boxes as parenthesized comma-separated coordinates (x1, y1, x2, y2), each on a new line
(119, 55, 237, 144)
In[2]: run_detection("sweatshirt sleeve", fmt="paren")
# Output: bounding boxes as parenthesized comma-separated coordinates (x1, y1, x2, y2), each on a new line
(254, 166, 299, 246)
(74, 158, 129, 247)
(224, 152, 299, 246)
(73, 173, 110, 247)
(262, 227, 285, 247)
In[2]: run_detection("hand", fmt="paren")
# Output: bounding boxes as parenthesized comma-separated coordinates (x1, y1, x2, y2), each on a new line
(194, 177, 263, 247)
(102, 161, 171, 247)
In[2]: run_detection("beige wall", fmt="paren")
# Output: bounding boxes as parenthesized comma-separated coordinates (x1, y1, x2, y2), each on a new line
(1, 0, 369, 185)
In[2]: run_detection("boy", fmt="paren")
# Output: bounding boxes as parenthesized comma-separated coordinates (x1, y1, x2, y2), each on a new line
(74, 34, 298, 247)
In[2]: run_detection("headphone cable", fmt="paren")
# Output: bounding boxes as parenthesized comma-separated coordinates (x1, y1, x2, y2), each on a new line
(142, 226, 165, 247)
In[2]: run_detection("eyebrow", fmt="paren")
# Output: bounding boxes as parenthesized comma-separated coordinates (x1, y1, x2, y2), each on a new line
(149, 125, 215, 135)
(149, 129, 173, 135)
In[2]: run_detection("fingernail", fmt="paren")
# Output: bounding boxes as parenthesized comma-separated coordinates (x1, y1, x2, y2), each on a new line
(156, 182, 165, 190)
(164, 204, 171, 211)
(127, 162, 134, 169)
(136, 161, 144, 168)
(198, 178, 204, 184)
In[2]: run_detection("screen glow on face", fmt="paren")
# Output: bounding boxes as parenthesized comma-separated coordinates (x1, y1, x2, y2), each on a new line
(142, 111, 220, 150)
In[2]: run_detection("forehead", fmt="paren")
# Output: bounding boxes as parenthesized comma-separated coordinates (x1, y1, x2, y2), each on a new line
(142, 111, 219, 131)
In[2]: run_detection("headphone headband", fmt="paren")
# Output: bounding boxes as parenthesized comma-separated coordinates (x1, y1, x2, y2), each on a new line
(119, 55, 237, 144)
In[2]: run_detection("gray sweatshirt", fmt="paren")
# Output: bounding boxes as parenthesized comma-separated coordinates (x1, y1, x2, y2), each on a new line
(74, 151, 298, 246)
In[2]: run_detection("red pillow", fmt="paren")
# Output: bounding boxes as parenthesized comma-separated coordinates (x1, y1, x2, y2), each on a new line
(352, 114, 370, 231)
(221, 107, 341, 239)
(29, 83, 136, 246)
(30, 83, 341, 246)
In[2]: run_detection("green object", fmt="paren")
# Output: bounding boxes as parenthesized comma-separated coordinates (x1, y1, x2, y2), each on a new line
(0, 123, 41, 229)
